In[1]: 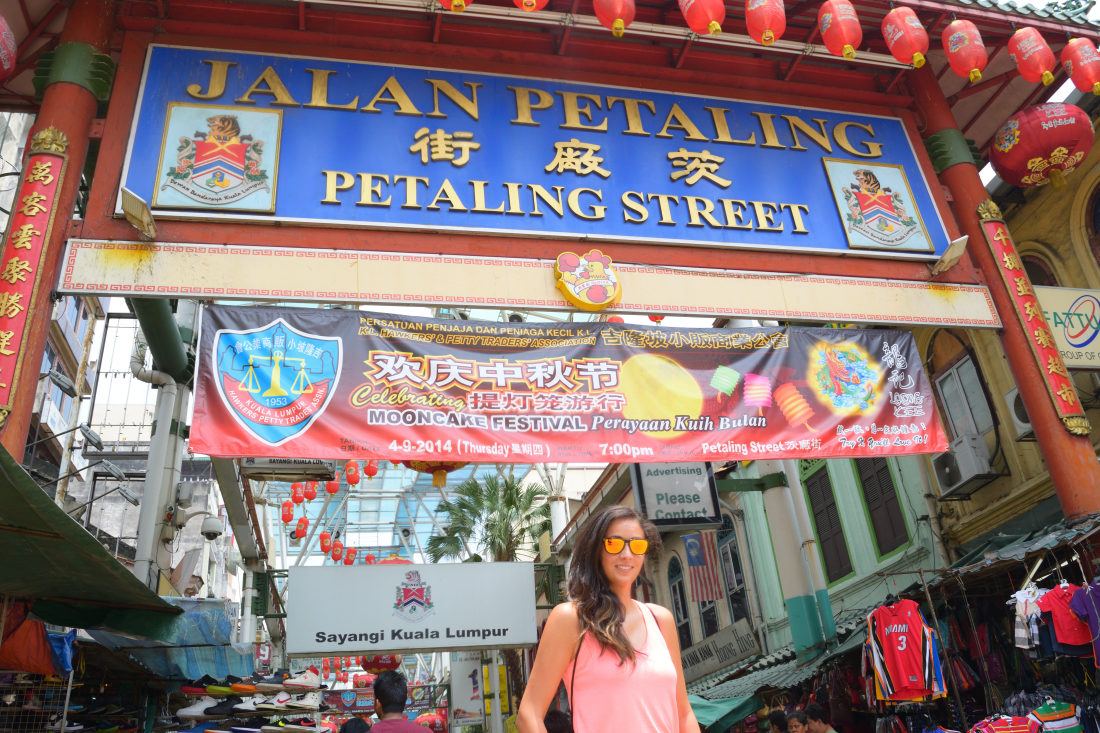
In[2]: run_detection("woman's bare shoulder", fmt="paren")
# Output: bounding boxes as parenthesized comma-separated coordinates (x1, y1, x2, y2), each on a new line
(644, 602, 674, 624)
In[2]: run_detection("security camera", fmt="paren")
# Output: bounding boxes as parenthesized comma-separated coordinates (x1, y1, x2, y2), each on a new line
(200, 515, 223, 541)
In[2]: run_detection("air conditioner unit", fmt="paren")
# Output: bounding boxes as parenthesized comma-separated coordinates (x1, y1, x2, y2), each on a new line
(238, 457, 338, 481)
(1004, 388, 1035, 441)
(932, 434, 997, 500)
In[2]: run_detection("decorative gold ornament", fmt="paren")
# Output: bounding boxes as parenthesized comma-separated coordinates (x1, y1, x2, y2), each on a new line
(977, 199, 1003, 221)
(0, 407, 9, 427)
(29, 126, 69, 155)
(1063, 415, 1092, 436)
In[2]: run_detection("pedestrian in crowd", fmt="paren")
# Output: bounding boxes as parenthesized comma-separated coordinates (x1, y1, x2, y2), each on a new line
(369, 671, 422, 732)
(787, 711, 809, 733)
(516, 505, 699, 733)
(769, 709, 789, 733)
(805, 703, 839, 733)
(339, 717, 371, 733)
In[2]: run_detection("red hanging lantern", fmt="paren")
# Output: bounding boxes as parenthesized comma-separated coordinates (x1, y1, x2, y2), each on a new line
(989, 102, 1094, 191)
(648, 314, 665, 323)
(295, 516, 309, 539)
(344, 547, 358, 565)
(354, 673, 376, 689)
(0, 14, 15, 83)
(1008, 27, 1056, 85)
(1061, 38, 1100, 95)
(942, 18, 987, 82)
(401, 460, 469, 488)
(512, 0, 548, 11)
(365, 553, 377, 565)
(320, 530, 332, 553)
(322, 657, 331, 679)
(362, 655, 403, 674)
(364, 460, 379, 479)
(325, 479, 340, 495)
(281, 500, 294, 524)
(344, 460, 359, 475)
(818, 0, 862, 60)
(415, 713, 447, 732)
(594, 0, 636, 36)
(303, 482, 318, 501)
(291, 485, 305, 505)
(745, 0, 785, 46)
(880, 6, 928, 68)
(606, 315, 625, 323)
(439, 0, 472, 10)
(347, 469, 360, 486)
(678, 0, 724, 35)
(332, 540, 344, 561)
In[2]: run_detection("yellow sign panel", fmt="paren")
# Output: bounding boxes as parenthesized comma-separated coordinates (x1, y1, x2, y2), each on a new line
(59, 239, 1000, 328)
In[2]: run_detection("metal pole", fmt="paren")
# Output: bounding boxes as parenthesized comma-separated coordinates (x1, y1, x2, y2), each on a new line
(918, 569, 968, 732)
(54, 307, 100, 507)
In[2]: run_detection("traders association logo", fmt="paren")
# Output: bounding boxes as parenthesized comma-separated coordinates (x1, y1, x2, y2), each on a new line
(393, 570, 434, 623)
(211, 318, 341, 446)
(154, 103, 281, 212)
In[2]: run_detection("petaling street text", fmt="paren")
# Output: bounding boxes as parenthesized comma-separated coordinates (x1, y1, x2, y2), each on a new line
(321, 171, 812, 231)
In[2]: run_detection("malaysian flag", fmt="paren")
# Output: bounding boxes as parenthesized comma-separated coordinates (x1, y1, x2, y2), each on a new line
(684, 530, 722, 602)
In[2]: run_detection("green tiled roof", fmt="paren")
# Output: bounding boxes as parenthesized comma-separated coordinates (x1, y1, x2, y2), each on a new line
(948, 0, 1099, 28)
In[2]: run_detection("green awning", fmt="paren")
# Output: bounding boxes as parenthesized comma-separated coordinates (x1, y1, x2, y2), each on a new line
(0, 445, 181, 639)
(689, 694, 760, 732)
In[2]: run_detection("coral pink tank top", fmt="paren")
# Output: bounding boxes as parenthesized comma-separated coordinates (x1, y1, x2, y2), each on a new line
(565, 601, 679, 733)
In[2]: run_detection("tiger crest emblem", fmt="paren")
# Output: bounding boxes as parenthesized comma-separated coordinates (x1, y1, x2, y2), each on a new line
(162, 110, 272, 206)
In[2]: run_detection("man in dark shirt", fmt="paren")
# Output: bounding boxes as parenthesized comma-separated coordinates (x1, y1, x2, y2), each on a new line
(370, 671, 424, 733)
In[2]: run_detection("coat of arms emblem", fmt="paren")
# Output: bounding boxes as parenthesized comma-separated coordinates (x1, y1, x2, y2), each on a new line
(824, 159, 932, 252)
(393, 570, 434, 622)
(163, 113, 270, 205)
(154, 104, 280, 212)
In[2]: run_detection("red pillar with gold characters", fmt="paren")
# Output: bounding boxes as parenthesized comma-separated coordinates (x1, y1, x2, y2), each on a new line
(0, 0, 116, 457)
(910, 64, 1100, 521)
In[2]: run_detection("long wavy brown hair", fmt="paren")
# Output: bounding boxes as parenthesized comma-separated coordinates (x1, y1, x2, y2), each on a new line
(568, 505, 662, 665)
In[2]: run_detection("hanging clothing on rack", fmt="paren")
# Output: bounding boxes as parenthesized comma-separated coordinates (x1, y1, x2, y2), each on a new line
(968, 715, 1040, 733)
(1010, 586, 1044, 651)
(1029, 699, 1084, 733)
(1037, 585, 1093, 648)
(866, 599, 945, 702)
(1068, 584, 1100, 666)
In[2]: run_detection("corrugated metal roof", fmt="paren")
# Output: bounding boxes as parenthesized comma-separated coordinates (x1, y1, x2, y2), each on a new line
(703, 658, 822, 700)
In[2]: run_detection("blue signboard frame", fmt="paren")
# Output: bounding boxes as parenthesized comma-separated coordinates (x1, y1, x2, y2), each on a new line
(120, 44, 951, 259)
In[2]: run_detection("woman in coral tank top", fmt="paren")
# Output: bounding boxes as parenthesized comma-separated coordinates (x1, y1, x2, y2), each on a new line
(517, 505, 700, 733)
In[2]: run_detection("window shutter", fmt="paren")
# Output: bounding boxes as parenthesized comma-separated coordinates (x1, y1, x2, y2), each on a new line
(805, 468, 852, 582)
(857, 457, 907, 555)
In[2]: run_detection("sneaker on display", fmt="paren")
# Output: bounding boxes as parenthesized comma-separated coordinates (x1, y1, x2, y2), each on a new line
(230, 674, 264, 695)
(284, 692, 322, 711)
(204, 697, 245, 717)
(181, 676, 220, 696)
(254, 671, 289, 693)
(47, 715, 84, 732)
(255, 692, 291, 711)
(176, 696, 220, 718)
(232, 695, 268, 713)
(206, 680, 236, 696)
(282, 668, 320, 691)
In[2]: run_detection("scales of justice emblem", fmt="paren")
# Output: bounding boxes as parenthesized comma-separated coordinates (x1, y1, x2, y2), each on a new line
(211, 319, 341, 446)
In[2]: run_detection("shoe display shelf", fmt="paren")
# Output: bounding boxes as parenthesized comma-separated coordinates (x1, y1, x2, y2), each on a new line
(0, 670, 80, 733)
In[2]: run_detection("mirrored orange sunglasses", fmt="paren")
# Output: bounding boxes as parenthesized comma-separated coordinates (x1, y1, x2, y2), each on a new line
(603, 537, 649, 555)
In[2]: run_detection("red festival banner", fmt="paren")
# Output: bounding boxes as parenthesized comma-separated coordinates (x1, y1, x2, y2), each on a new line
(190, 305, 948, 462)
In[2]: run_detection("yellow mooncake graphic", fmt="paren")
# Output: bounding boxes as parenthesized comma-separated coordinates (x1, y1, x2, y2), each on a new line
(619, 354, 703, 438)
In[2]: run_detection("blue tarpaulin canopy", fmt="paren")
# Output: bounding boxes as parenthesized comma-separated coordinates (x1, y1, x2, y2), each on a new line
(87, 597, 254, 681)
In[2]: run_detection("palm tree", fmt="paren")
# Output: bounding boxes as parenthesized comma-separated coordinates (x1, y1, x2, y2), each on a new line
(425, 471, 551, 704)
(425, 472, 551, 563)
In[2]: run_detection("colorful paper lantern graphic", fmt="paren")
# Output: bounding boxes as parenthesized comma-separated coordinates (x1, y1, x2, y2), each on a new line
(1061, 38, 1100, 95)
(281, 501, 294, 524)
(320, 531, 332, 553)
(746, 0, 785, 46)
(303, 482, 318, 501)
(989, 103, 1094, 190)
(1008, 27, 1056, 85)
(594, 0, 636, 36)
(942, 18, 987, 82)
(331, 540, 344, 561)
(880, 6, 927, 67)
(325, 480, 340, 495)
(362, 655, 402, 674)
(818, 0, 862, 60)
